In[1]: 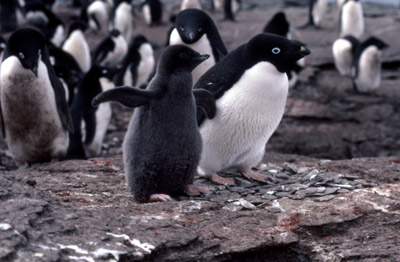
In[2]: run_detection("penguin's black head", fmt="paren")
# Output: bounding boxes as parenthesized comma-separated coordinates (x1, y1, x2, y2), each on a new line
(245, 33, 311, 73)
(363, 37, 389, 50)
(175, 9, 211, 44)
(158, 45, 209, 74)
(130, 34, 149, 49)
(68, 20, 88, 36)
(6, 28, 46, 77)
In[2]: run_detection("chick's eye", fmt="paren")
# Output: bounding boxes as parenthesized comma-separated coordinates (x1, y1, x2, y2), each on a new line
(272, 47, 281, 54)
(19, 52, 24, 59)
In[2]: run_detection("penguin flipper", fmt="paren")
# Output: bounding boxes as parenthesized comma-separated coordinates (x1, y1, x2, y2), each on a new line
(92, 86, 159, 108)
(193, 89, 216, 119)
(83, 107, 97, 145)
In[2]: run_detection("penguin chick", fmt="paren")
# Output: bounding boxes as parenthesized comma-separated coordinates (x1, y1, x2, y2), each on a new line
(332, 35, 359, 76)
(340, 0, 364, 38)
(66, 65, 120, 159)
(352, 36, 388, 93)
(0, 28, 73, 165)
(114, 34, 155, 88)
(168, 8, 227, 85)
(92, 29, 128, 67)
(195, 33, 311, 185)
(92, 45, 216, 203)
(62, 21, 91, 73)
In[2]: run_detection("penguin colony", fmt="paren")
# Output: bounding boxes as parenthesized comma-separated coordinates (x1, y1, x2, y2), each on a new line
(0, 0, 389, 202)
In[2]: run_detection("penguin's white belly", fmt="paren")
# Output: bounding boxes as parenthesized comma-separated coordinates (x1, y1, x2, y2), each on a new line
(114, 2, 133, 40)
(51, 25, 64, 47)
(341, 2, 364, 38)
(102, 35, 128, 66)
(232, 0, 239, 13)
(332, 38, 353, 76)
(88, 0, 109, 31)
(199, 62, 289, 174)
(123, 64, 133, 86)
(213, 0, 223, 11)
(84, 78, 113, 157)
(170, 29, 215, 85)
(355, 46, 381, 92)
(181, 0, 201, 10)
(313, 0, 328, 26)
(62, 31, 91, 72)
(0, 57, 68, 164)
(136, 43, 155, 87)
(143, 5, 151, 25)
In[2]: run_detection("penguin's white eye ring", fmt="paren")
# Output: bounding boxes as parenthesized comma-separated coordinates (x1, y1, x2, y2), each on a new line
(19, 52, 24, 59)
(272, 47, 281, 54)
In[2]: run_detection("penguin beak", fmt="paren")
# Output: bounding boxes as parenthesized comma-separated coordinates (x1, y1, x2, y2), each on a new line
(188, 32, 195, 42)
(299, 46, 311, 57)
(193, 54, 210, 63)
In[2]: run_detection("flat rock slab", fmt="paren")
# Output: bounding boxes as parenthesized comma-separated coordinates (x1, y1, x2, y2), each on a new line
(1, 154, 399, 261)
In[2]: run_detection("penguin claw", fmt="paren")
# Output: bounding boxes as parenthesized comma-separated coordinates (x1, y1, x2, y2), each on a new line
(149, 194, 173, 202)
(209, 173, 236, 186)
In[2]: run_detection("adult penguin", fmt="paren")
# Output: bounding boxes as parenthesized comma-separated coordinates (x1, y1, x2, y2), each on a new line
(195, 33, 311, 185)
(92, 45, 216, 202)
(92, 29, 128, 67)
(140, 0, 162, 26)
(301, 0, 329, 28)
(168, 8, 227, 85)
(0, 28, 73, 165)
(340, 0, 364, 39)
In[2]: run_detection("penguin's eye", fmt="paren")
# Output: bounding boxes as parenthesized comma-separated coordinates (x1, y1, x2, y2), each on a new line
(102, 69, 108, 74)
(198, 28, 203, 33)
(272, 47, 281, 54)
(179, 26, 185, 32)
(19, 52, 24, 59)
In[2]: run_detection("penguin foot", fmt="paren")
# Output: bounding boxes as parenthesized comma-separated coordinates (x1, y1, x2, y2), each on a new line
(241, 170, 270, 184)
(185, 184, 211, 196)
(149, 194, 173, 202)
(209, 173, 235, 186)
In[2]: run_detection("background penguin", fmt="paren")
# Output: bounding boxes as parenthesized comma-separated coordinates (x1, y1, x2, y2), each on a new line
(195, 33, 311, 185)
(139, 0, 163, 26)
(263, 12, 291, 39)
(114, 34, 155, 88)
(40, 10, 65, 47)
(168, 8, 227, 85)
(112, 0, 135, 41)
(91, 45, 216, 203)
(332, 35, 359, 76)
(302, 0, 329, 28)
(0, 36, 6, 61)
(0, 28, 73, 165)
(62, 21, 91, 73)
(92, 29, 128, 67)
(222, 0, 241, 22)
(180, 0, 202, 10)
(352, 37, 388, 93)
(80, 0, 110, 33)
(66, 65, 120, 159)
(0, 0, 20, 32)
(340, 0, 364, 38)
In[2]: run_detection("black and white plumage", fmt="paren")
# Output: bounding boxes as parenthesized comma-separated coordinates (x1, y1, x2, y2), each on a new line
(332, 35, 359, 76)
(195, 33, 311, 185)
(302, 0, 329, 28)
(62, 21, 91, 73)
(114, 34, 155, 88)
(139, 0, 162, 26)
(222, 0, 241, 22)
(352, 37, 388, 92)
(92, 29, 128, 67)
(340, 0, 364, 38)
(81, 0, 110, 32)
(66, 65, 120, 159)
(92, 45, 216, 202)
(168, 8, 227, 85)
(112, 0, 135, 41)
(0, 28, 73, 165)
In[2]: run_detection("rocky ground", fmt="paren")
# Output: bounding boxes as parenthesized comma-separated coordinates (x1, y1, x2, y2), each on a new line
(1, 0, 400, 261)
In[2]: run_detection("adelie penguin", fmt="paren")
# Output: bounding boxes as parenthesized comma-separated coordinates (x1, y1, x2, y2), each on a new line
(92, 45, 216, 203)
(114, 34, 155, 88)
(195, 33, 311, 185)
(301, 0, 329, 28)
(66, 65, 120, 159)
(0, 28, 74, 165)
(352, 37, 388, 93)
(62, 21, 91, 73)
(168, 8, 227, 85)
(332, 35, 359, 76)
(92, 29, 128, 67)
(340, 0, 364, 39)
(222, 0, 241, 22)
(180, 0, 202, 10)
(112, 0, 135, 41)
(80, 0, 110, 33)
(139, 0, 163, 26)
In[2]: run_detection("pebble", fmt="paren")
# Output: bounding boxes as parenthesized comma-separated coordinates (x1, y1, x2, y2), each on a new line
(313, 195, 335, 202)
(283, 162, 298, 174)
